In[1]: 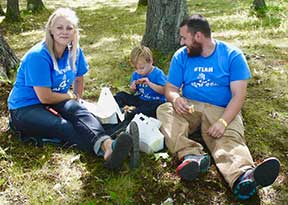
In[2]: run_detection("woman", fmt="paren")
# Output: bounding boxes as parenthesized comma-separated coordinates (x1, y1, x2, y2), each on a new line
(7, 8, 135, 170)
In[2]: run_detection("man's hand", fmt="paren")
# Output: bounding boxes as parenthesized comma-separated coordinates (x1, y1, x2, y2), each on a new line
(207, 121, 226, 138)
(173, 97, 191, 114)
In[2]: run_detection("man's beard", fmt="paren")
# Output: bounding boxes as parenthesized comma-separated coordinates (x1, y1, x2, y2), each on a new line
(187, 43, 203, 57)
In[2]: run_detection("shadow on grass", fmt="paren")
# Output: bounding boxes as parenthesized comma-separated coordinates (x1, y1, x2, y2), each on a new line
(78, 137, 264, 204)
(0, 130, 56, 170)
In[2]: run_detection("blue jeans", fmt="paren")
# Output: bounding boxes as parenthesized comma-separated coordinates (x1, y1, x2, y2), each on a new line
(114, 91, 163, 118)
(9, 100, 110, 155)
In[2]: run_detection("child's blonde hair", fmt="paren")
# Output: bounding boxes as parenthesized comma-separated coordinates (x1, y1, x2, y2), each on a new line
(130, 45, 153, 66)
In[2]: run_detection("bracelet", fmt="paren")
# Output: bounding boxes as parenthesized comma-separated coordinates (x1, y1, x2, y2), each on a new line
(218, 118, 228, 127)
(73, 92, 78, 99)
(68, 92, 76, 100)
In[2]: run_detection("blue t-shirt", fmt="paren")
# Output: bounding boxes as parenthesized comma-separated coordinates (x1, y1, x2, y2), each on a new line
(131, 66, 167, 102)
(8, 41, 89, 110)
(168, 40, 251, 107)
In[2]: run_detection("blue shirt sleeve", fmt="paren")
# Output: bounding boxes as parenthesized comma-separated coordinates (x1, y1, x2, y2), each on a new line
(76, 48, 89, 77)
(155, 68, 167, 86)
(229, 52, 251, 81)
(24, 53, 52, 87)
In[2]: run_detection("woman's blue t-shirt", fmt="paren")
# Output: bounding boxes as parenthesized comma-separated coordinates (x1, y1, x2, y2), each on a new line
(168, 40, 251, 107)
(8, 41, 89, 110)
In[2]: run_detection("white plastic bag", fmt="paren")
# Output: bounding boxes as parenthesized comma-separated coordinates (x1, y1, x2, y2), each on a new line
(80, 87, 124, 124)
(128, 113, 164, 154)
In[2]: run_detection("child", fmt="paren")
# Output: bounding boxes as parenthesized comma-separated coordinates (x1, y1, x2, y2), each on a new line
(114, 45, 167, 119)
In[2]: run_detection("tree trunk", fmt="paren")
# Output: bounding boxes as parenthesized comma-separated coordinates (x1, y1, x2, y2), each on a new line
(0, 33, 19, 81)
(0, 33, 17, 113)
(0, 4, 5, 16)
(138, 0, 148, 6)
(27, 0, 45, 12)
(6, 0, 20, 21)
(253, 0, 266, 10)
(142, 0, 188, 54)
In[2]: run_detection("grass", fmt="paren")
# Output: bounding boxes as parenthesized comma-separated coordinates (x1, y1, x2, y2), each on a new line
(0, 0, 288, 204)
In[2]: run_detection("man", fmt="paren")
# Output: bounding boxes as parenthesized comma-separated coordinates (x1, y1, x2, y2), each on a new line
(157, 14, 280, 200)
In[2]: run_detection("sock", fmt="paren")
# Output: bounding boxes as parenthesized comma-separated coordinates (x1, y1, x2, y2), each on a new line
(112, 140, 116, 150)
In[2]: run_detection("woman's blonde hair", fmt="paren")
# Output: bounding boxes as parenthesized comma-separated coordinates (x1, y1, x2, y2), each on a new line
(45, 8, 79, 72)
(130, 45, 153, 66)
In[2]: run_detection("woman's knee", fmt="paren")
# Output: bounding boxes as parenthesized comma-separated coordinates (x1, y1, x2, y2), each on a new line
(58, 100, 87, 114)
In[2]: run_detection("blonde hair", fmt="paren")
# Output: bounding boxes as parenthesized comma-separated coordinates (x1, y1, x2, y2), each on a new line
(130, 45, 153, 66)
(45, 8, 79, 72)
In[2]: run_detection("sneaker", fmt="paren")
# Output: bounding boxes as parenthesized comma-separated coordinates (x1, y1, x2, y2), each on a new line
(197, 154, 211, 173)
(104, 133, 133, 170)
(233, 157, 280, 200)
(176, 154, 210, 181)
(128, 121, 140, 169)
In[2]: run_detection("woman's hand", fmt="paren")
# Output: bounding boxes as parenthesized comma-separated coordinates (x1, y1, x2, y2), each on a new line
(67, 90, 78, 100)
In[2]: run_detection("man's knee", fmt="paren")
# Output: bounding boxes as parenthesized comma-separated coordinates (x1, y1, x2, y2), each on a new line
(157, 102, 173, 118)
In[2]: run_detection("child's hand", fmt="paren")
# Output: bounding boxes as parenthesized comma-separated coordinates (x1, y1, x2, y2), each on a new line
(130, 81, 137, 91)
(136, 78, 150, 86)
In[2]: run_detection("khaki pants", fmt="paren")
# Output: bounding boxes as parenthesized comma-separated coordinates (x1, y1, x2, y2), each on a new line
(157, 101, 255, 188)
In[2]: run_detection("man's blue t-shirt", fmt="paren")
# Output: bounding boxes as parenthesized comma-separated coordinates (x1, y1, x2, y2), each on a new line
(8, 41, 89, 110)
(131, 66, 167, 102)
(168, 40, 251, 107)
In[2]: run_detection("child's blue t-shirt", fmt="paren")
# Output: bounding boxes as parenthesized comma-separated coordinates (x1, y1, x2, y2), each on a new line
(168, 40, 251, 107)
(131, 66, 167, 102)
(8, 41, 89, 110)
